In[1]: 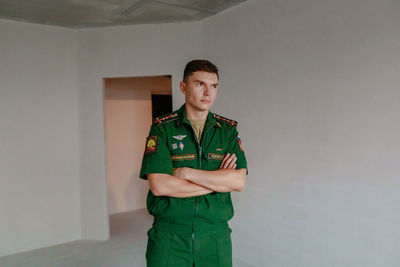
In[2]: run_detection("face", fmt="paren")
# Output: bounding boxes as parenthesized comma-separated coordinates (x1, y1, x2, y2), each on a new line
(180, 71, 219, 112)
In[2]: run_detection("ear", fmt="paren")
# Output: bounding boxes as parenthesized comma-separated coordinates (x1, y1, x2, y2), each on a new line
(179, 81, 186, 94)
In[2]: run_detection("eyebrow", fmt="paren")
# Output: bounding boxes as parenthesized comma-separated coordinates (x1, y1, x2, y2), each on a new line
(194, 79, 219, 86)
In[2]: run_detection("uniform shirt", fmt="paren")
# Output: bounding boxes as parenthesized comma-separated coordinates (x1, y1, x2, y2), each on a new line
(139, 104, 247, 234)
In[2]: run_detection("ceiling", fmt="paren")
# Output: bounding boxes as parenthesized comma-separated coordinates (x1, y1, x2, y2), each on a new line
(0, 0, 247, 28)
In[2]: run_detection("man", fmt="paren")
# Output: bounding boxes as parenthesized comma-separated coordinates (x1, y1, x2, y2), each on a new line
(139, 59, 248, 267)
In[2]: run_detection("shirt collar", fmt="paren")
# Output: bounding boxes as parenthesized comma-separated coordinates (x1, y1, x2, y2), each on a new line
(176, 104, 220, 129)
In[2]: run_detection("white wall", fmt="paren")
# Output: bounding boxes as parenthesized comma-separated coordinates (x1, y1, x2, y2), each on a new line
(104, 77, 171, 215)
(77, 22, 203, 240)
(203, 0, 400, 266)
(2, 1, 400, 264)
(0, 20, 80, 257)
(0, 18, 201, 256)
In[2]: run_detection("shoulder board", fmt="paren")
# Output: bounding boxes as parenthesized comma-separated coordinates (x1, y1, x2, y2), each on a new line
(153, 112, 178, 125)
(213, 114, 238, 127)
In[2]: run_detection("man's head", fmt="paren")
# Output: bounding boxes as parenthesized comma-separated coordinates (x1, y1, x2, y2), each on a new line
(182, 59, 219, 82)
(180, 59, 219, 113)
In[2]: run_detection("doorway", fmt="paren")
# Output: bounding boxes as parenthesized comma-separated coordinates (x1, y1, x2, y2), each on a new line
(103, 75, 172, 216)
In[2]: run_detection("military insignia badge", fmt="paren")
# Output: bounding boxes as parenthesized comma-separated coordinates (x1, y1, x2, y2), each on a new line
(172, 143, 178, 150)
(145, 136, 158, 154)
(173, 135, 187, 140)
(237, 134, 244, 152)
(179, 141, 184, 151)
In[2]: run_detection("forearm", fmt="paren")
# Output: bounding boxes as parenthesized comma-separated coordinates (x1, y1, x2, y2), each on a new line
(148, 173, 213, 198)
(182, 168, 246, 192)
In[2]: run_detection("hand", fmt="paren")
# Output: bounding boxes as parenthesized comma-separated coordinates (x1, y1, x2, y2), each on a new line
(173, 167, 187, 179)
(219, 153, 237, 169)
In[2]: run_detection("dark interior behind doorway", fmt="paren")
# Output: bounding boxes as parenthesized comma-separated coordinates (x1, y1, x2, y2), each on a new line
(152, 94, 172, 120)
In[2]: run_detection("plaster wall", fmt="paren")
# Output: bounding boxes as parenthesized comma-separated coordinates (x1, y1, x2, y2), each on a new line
(0, 20, 80, 257)
(203, 0, 400, 266)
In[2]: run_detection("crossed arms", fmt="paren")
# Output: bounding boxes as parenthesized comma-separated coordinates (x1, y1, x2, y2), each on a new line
(148, 153, 247, 198)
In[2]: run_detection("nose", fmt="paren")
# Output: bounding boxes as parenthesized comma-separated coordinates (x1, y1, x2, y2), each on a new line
(203, 85, 210, 96)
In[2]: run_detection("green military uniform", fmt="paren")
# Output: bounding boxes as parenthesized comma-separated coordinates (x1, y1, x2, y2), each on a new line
(140, 104, 247, 267)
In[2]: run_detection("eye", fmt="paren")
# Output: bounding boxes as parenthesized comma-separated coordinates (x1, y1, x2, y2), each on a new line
(211, 84, 218, 89)
(195, 81, 203, 86)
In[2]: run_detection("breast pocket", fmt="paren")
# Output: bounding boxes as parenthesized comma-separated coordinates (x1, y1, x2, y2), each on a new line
(204, 150, 226, 170)
(203, 131, 232, 169)
(169, 134, 198, 168)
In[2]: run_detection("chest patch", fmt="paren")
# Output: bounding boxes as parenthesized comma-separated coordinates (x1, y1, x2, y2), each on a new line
(171, 154, 196, 161)
(208, 153, 224, 160)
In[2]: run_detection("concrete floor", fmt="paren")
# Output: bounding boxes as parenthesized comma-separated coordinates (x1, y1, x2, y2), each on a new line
(0, 208, 152, 267)
(0, 208, 253, 267)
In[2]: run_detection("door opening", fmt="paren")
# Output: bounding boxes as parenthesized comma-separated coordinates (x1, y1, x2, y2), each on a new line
(103, 75, 172, 222)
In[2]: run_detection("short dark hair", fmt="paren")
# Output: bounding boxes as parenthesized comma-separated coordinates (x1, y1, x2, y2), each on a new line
(183, 59, 219, 81)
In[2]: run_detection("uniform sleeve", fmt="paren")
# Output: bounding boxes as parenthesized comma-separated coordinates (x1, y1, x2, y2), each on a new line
(226, 127, 248, 174)
(139, 124, 173, 180)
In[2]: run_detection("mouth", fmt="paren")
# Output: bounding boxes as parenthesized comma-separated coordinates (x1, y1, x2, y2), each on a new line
(200, 100, 210, 103)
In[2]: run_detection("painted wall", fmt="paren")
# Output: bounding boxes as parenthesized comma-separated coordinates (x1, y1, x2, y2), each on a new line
(203, 0, 400, 266)
(104, 76, 171, 215)
(77, 22, 203, 240)
(2, 1, 399, 265)
(0, 20, 80, 257)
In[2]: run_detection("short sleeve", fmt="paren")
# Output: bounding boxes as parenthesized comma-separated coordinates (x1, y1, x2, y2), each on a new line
(226, 127, 248, 174)
(139, 124, 173, 180)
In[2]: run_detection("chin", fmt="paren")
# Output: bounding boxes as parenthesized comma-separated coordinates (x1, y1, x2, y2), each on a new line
(201, 101, 213, 107)
(198, 104, 211, 111)
(188, 101, 212, 111)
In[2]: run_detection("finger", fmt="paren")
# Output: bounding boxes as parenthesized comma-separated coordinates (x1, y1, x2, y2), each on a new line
(221, 153, 236, 169)
(227, 156, 237, 169)
(220, 153, 230, 169)
(225, 154, 235, 169)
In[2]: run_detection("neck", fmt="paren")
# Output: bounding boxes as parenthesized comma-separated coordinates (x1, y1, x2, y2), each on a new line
(185, 104, 208, 121)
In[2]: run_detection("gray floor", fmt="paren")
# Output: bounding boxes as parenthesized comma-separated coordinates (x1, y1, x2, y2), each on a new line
(0, 209, 253, 267)
(0, 208, 152, 267)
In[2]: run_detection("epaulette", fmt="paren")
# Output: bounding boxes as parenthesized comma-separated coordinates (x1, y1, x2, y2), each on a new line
(213, 113, 238, 127)
(153, 112, 178, 124)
